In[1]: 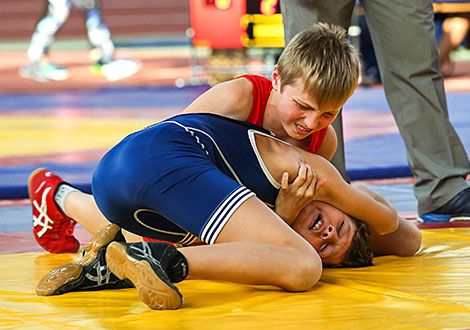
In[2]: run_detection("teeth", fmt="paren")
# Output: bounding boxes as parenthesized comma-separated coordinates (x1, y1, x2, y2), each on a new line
(295, 123, 311, 133)
(313, 219, 322, 230)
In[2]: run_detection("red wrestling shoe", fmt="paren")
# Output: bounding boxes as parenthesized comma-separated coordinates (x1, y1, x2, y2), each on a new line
(28, 168, 80, 253)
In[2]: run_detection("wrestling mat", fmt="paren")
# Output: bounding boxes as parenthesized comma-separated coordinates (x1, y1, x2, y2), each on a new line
(1, 47, 470, 329)
(1, 228, 469, 329)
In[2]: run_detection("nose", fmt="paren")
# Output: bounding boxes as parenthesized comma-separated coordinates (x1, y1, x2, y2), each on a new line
(304, 112, 319, 130)
(321, 225, 337, 241)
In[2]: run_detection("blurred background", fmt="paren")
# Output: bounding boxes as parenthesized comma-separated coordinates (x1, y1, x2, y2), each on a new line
(0, 0, 469, 92)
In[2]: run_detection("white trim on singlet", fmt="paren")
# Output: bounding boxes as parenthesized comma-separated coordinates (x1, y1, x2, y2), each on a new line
(247, 129, 289, 190)
(200, 186, 254, 244)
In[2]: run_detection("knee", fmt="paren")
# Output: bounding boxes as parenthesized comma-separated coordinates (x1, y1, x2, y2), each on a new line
(280, 250, 322, 292)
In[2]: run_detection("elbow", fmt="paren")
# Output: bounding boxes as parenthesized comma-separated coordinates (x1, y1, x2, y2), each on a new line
(398, 226, 422, 257)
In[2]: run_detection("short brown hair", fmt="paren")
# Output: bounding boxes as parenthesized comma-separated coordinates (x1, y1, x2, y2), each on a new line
(325, 218, 374, 268)
(277, 22, 360, 110)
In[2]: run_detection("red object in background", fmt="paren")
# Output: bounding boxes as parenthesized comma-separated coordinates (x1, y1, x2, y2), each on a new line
(189, 0, 246, 49)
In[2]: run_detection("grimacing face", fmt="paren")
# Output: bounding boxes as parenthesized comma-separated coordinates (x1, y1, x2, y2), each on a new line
(292, 201, 357, 265)
(271, 68, 340, 141)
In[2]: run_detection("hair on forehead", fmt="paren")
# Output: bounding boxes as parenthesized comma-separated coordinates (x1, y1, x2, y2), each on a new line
(277, 22, 360, 110)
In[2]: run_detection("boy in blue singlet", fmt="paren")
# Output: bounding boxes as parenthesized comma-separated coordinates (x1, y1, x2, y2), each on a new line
(34, 113, 422, 310)
(29, 22, 360, 255)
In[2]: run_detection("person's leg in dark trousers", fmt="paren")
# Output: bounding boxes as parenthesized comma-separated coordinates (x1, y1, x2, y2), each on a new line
(281, 0, 470, 217)
(361, 0, 470, 214)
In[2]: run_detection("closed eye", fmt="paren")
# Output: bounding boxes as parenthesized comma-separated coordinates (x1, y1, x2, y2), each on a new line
(338, 220, 344, 236)
(295, 101, 311, 111)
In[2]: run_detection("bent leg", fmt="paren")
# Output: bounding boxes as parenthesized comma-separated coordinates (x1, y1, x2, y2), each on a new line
(179, 196, 322, 291)
(65, 191, 111, 234)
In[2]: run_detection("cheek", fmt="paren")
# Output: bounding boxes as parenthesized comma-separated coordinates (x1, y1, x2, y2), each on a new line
(278, 105, 300, 124)
(320, 116, 336, 128)
(303, 235, 321, 252)
(292, 222, 321, 251)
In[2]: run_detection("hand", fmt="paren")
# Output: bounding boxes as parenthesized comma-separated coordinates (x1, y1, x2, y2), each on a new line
(274, 162, 327, 224)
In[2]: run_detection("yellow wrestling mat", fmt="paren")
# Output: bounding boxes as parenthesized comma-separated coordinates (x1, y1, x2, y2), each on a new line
(1, 228, 469, 329)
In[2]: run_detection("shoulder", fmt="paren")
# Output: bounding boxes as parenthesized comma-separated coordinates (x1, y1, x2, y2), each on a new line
(183, 78, 253, 121)
(215, 78, 254, 118)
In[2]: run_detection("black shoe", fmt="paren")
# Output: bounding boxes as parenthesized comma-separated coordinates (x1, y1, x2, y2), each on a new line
(36, 224, 133, 296)
(105, 241, 188, 310)
(419, 187, 470, 222)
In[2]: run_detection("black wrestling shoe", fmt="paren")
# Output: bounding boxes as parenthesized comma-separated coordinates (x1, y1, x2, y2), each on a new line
(36, 224, 133, 296)
(105, 241, 188, 310)
(418, 187, 470, 223)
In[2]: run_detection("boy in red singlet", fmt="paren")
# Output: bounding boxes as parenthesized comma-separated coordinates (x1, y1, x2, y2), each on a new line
(29, 23, 361, 251)
(184, 23, 359, 160)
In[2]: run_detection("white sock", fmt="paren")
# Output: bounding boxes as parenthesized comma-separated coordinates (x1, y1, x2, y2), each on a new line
(54, 184, 78, 218)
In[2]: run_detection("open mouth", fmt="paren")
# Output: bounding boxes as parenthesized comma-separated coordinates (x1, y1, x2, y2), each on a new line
(310, 214, 323, 231)
(295, 123, 312, 134)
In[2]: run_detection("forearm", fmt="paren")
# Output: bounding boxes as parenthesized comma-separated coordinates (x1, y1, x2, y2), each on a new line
(254, 133, 399, 234)
(300, 153, 399, 235)
(370, 217, 422, 256)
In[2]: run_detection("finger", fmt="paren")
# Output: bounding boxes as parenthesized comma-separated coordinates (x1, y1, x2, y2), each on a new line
(304, 165, 317, 190)
(281, 172, 289, 190)
(307, 165, 316, 183)
(295, 163, 307, 184)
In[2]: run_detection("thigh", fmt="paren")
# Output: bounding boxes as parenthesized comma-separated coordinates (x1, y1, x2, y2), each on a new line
(216, 196, 316, 254)
(362, 0, 437, 65)
(92, 122, 255, 245)
(141, 158, 255, 245)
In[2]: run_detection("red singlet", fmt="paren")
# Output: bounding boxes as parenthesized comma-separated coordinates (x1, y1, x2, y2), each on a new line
(238, 75, 328, 153)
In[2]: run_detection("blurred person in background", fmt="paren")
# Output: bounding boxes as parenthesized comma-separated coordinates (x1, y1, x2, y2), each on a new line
(20, 0, 140, 82)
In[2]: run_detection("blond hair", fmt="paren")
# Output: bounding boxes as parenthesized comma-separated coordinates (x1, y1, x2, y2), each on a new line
(277, 22, 360, 110)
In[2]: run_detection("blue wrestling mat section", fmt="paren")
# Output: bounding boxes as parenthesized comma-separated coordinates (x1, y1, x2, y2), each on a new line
(0, 86, 469, 199)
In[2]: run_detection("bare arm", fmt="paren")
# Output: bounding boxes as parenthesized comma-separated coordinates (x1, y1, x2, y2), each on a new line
(183, 78, 253, 120)
(254, 133, 399, 235)
(352, 185, 422, 255)
(370, 217, 422, 256)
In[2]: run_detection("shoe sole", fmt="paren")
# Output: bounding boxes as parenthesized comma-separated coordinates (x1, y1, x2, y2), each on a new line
(36, 224, 120, 296)
(19, 70, 49, 83)
(19, 67, 69, 82)
(418, 214, 470, 223)
(106, 242, 183, 310)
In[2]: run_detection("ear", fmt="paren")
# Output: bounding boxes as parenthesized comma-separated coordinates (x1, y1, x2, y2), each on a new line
(271, 65, 281, 91)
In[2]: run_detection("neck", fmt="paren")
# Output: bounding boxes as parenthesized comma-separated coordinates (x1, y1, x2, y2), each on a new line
(263, 90, 288, 140)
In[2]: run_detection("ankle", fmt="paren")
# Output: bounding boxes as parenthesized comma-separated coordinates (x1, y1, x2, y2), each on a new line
(54, 183, 79, 218)
(166, 248, 188, 283)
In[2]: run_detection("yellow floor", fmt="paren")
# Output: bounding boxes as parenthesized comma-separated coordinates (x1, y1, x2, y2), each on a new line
(1, 228, 469, 329)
